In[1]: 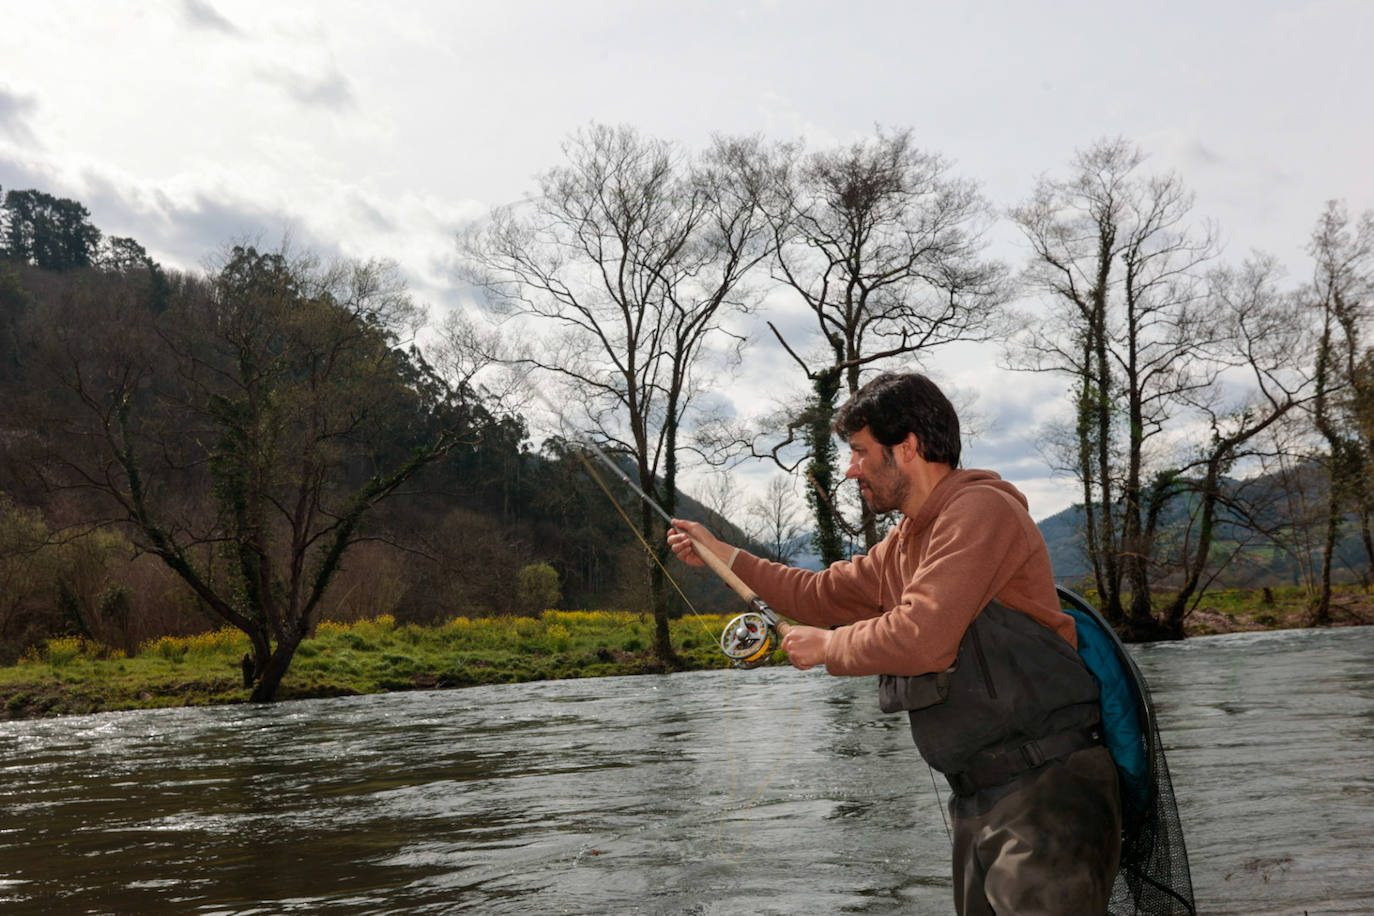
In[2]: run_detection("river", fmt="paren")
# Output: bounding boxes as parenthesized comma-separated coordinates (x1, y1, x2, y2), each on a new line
(1, 625, 1371, 915)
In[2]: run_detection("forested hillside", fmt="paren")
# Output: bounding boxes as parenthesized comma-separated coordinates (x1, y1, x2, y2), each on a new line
(1038, 464, 1371, 591)
(0, 188, 761, 694)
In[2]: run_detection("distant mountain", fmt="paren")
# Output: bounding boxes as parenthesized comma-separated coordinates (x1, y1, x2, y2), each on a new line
(1034, 469, 1371, 589)
(711, 466, 1372, 592)
(1036, 506, 1092, 582)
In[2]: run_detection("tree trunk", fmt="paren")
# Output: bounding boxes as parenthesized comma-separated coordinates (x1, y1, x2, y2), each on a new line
(1313, 481, 1339, 626)
(1074, 373, 1110, 612)
(649, 557, 674, 665)
(806, 369, 845, 566)
(1356, 488, 1374, 589)
(1121, 341, 1156, 633)
(249, 633, 303, 703)
(1093, 355, 1122, 620)
(1159, 468, 1223, 641)
(1311, 327, 1341, 627)
(641, 497, 677, 668)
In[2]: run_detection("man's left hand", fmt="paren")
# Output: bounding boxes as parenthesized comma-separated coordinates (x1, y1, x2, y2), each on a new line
(781, 625, 830, 670)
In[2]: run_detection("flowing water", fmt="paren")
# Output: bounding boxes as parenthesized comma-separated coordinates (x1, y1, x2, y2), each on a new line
(1, 625, 1370, 915)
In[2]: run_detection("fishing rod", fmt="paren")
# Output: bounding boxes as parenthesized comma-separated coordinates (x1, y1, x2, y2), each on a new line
(534, 393, 789, 668)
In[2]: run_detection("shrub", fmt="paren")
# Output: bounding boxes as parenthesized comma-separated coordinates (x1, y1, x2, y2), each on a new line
(338, 632, 375, 652)
(546, 610, 616, 625)
(547, 622, 571, 652)
(42, 636, 88, 666)
(144, 636, 187, 662)
(180, 628, 248, 657)
(517, 563, 561, 614)
(351, 614, 397, 639)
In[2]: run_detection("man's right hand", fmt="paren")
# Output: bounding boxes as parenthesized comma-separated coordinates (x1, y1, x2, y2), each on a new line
(667, 518, 729, 569)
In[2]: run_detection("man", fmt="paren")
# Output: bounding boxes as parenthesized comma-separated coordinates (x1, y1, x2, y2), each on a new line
(668, 372, 1120, 916)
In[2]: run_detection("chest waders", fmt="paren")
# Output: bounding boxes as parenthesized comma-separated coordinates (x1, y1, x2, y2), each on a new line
(876, 590, 1195, 915)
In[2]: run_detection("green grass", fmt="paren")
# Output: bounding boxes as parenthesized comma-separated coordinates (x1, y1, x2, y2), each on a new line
(0, 610, 765, 719)
(1068, 583, 1355, 635)
(4, 584, 1348, 720)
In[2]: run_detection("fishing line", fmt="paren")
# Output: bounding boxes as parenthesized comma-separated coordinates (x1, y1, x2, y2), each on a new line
(527, 389, 806, 861)
(574, 446, 803, 803)
(927, 762, 953, 847)
(571, 449, 721, 648)
(561, 432, 802, 858)
(710, 681, 802, 863)
(530, 388, 786, 667)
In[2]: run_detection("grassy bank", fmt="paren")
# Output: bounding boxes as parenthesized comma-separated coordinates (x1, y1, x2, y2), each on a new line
(0, 610, 747, 720)
(1150, 583, 1374, 635)
(3, 587, 1372, 721)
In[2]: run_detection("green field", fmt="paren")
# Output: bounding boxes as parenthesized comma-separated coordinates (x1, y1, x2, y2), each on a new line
(2, 586, 1364, 721)
(0, 610, 752, 720)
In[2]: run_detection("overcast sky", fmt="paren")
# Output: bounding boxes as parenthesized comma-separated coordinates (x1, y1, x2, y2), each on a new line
(3, 0, 1372, 522)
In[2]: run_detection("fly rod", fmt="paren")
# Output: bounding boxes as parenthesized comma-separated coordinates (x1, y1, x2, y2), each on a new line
(534, 392, 788, 667)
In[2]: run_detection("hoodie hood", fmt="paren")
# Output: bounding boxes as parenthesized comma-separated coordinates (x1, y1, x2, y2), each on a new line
(901, 469, 1027, 539)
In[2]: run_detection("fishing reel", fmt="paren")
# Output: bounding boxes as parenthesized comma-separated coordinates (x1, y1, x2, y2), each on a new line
(719, 604, 784, 669)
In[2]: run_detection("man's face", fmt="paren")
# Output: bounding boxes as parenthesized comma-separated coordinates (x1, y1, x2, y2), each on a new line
(844, 427, 910, 514)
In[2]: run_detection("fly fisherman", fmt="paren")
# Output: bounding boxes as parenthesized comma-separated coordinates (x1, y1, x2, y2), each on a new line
(668, 371, 1121, 916)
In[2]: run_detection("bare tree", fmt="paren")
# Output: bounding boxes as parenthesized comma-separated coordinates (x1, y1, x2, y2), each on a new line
(459, 124, 774, 665)
(1009, 138, 1219, 634)
(747, 473, 809, 563)
(1304, 200, 1374, 623)
(696, 470, 744, 528)
(20, 246, 472, 700)
(1151, 256, 1317, 634)
(762, 128, 1008, 562)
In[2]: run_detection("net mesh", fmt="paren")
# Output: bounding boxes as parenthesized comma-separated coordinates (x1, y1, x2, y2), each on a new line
(1056, 588, 1196, 916)
(1110, 647, 1196, 915)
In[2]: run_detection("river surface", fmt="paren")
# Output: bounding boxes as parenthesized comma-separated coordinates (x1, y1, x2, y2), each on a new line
(1, 625, 1371, 915)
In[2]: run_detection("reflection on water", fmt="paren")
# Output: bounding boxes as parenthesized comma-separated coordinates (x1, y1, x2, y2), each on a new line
(1, 626, 1371, 914)
(1132, 626, 1374, 916)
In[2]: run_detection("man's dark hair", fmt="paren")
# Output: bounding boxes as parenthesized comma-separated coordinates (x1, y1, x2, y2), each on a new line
(832, 372, 962, 467)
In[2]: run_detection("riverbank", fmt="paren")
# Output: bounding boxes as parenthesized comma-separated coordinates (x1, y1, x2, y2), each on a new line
(1177, 584, 1374, 634)
(3, 589, 1372, 721)
(0, 611, 741, 720)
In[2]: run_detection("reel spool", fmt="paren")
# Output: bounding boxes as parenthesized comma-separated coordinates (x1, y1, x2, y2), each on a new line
(719, 610, 781, 669)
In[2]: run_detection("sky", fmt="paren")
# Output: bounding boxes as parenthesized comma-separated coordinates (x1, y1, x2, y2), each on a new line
(3, 0, 1372, 523)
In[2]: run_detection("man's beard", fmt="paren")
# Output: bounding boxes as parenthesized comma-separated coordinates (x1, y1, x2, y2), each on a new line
(858, 459, 909, 514)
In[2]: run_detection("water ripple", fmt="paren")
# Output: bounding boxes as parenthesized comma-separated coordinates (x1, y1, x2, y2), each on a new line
(0, 628, 1370, 914)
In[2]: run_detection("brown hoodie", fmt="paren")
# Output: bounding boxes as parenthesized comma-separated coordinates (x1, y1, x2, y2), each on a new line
(733, 469, 1072, 677)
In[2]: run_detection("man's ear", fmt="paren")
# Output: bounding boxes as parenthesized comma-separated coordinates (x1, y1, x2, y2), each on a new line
(899, 432, 922, 465)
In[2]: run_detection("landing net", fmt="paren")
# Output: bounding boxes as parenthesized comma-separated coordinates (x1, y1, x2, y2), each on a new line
(1111, 649, 1196, 916)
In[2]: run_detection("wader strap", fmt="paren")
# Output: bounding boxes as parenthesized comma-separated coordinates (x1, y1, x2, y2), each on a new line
(945, 724, 1104, 797)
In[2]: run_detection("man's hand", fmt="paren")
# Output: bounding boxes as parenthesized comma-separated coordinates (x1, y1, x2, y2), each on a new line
(781, 625, 830, 670)
(666, 518, 729, 568)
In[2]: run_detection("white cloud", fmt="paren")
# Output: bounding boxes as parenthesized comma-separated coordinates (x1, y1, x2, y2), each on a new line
(256, 62, 356, 111)
(3, 0, 1373, 525)
(179, 0, 239, 34)
(0, 85, 38, 147)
